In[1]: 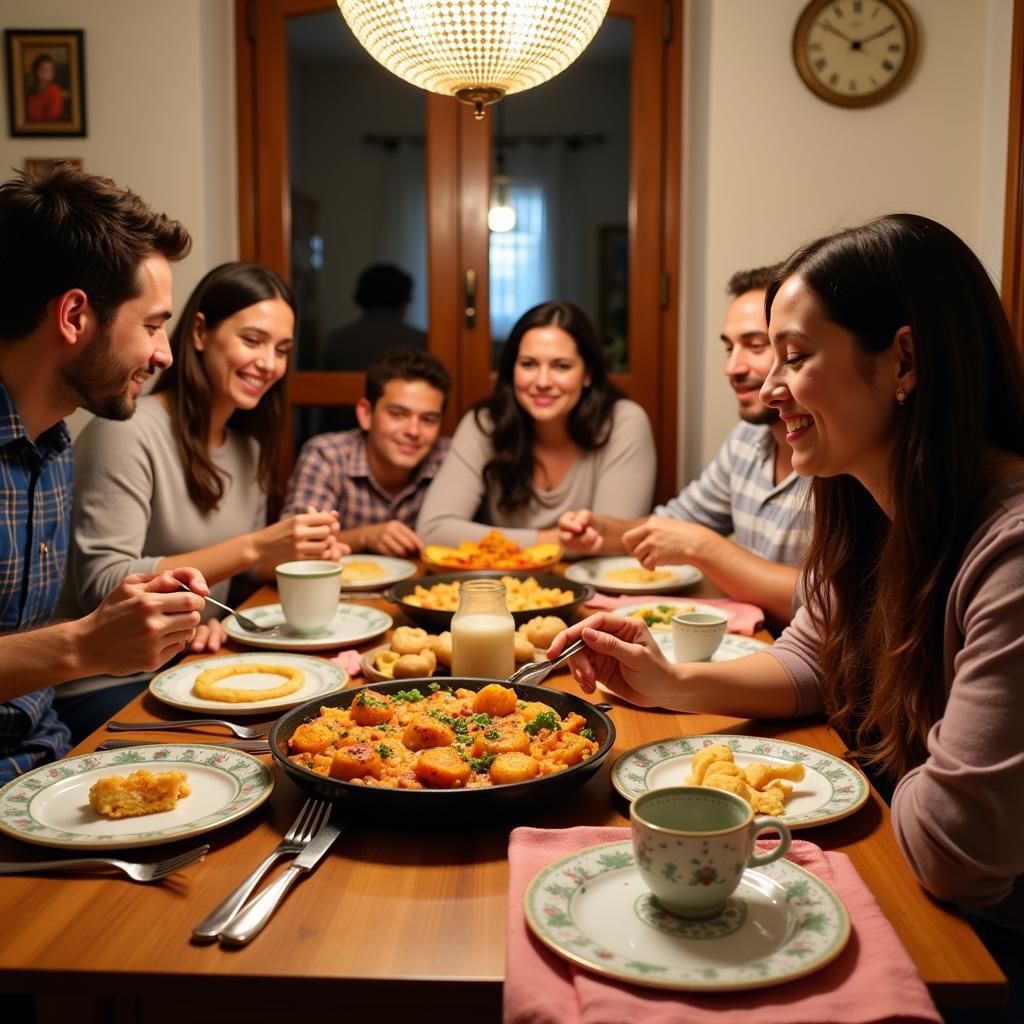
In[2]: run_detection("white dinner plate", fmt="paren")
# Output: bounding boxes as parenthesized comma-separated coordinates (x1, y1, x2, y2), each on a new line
(338, 554, 416, 590)
(149, 652, 348, 716)
(524, 840, 850, 991)
(566, 557, 703, 594)
(0, 745, 274, 850)
(614, 599, 734, 629)
(222, 602, 392, 651)
(610, 734, 870, 828)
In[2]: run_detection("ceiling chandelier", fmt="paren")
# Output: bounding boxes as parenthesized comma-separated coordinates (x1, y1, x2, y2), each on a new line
(337, 1, 610, 119)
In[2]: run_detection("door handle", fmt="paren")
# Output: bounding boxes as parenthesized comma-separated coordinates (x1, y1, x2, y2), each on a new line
(464, 268, 477, 328)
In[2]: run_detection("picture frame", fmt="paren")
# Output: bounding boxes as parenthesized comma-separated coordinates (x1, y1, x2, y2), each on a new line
(4, 29, 86, 137)
(597, 224, 629, 373)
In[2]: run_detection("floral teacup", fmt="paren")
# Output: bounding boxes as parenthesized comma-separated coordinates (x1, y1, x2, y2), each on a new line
(629, 785, 791, 918)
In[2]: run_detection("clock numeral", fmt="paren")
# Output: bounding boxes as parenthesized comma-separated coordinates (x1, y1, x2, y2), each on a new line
(808, 42, 824, 50)
(870, 75, 879, 86)
(814, 58, 827, 71)
(849, 78, 858, 92)
(853, 0, 863, 12)
(833, 4, 843, 17)
(888, 43, 902, 52)
(829, 72, 839, 86)
(881, 59, 895, 72)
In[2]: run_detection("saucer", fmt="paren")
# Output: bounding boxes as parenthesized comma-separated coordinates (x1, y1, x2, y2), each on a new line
(524, 840, 850, 991)
(222, 603, 392, 650)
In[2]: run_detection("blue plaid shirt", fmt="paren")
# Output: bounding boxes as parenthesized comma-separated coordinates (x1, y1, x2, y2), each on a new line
(0, 382, 73, 783)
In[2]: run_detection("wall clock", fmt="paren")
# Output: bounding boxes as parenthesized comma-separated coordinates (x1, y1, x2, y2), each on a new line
(793, 0, 918, 108)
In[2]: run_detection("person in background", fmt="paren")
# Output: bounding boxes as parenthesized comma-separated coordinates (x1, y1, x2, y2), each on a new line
(56, 262, 344, 741)
(0, 163, 207, 782)
(417, 301, 656, 548)
(559, 266, 811, 625)
(25, 53, 64, 122)
(323, 263, 427, 373)
(550, 214, 1024, 1019)
(282, 347, 451, 557)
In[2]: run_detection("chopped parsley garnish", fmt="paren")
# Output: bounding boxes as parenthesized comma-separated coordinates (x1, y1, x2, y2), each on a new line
(524, 710, 560, 736)
(452, 719, 469, 735)
(427, 681, 442, 692)
(471, 713, 493, 727)
(483, 728, 500, 740)
(428, 708, 455, 726)
(376, 743, 393, 759)
(392, 688, 424, 703)
(467, 752, 497, 773)
(579, 727, 596, 741)
(355, 691, 386, 708)
(454, 734, 474, 746)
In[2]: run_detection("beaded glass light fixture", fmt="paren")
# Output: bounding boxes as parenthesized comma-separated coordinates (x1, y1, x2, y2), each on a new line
(337, 0, 610, 119)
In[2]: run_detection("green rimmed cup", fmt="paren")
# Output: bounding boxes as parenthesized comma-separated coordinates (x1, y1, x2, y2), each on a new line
(275, 559, 342, 635)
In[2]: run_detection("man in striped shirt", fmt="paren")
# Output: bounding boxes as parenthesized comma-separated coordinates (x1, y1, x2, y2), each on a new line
(559, 267, 811, 625)
(0, 164, 211, 781)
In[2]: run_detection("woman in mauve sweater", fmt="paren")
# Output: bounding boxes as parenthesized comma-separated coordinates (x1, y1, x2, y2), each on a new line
(551, 214, 1024, 1015)
(416, 301, 655, 548)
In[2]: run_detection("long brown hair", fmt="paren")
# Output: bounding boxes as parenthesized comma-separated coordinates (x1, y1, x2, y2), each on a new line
(151, 262, 295, 512)
(766, 214, 1024, 780)
(475, 301, 623, 512)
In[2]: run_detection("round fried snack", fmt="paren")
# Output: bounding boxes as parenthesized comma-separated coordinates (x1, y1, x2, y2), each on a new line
(391, 625, 432, 656)
(513, 631, 535, 663)
(520, 615, 565, 649)
(193, 663, 304, 703)
(393, 649, 438, 679)
(427, 630, 453, 668)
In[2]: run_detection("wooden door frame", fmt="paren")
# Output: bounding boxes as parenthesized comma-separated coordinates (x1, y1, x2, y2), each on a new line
(1003, 0, 1024, 356)
(235, 0, 682, 501)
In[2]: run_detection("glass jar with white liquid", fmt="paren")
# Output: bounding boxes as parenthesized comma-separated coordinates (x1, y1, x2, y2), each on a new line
(451, 578, 515, 679)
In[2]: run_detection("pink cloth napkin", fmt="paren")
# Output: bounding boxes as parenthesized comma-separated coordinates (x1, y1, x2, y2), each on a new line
(505, 826, 942, 1024)
(327, 649, 363, 678)
(584, 594, 765, 636)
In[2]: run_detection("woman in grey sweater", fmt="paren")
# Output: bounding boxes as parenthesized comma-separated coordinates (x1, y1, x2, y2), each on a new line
(551, 215, 1024, 1017)
(56, 263, 343, 737)
(416, 301, 655, 548)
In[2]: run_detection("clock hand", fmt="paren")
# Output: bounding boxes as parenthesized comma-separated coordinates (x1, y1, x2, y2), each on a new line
(856, 24, 897, 45)
(820, 22, 857, 46)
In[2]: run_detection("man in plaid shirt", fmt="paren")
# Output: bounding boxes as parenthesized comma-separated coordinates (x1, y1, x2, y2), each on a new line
(0, 164, 213, 782)
(282, 348, 451, 556)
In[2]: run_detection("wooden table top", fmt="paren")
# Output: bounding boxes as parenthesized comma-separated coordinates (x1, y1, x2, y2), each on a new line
(0, 574, 1007, 1020)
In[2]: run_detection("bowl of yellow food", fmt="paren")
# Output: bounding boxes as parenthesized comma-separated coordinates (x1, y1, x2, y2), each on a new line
(421, 529, 562, 573)
(387, 571, 594, 630)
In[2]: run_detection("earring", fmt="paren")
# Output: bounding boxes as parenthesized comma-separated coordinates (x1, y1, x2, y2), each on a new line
(896, 387, 906, 406)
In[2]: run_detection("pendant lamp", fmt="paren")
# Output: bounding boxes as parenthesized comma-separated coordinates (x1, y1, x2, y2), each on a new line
(337, 1, 610, 118)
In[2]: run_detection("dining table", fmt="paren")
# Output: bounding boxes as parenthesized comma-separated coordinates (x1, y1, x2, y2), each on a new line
(0, 566, 1008, 1023)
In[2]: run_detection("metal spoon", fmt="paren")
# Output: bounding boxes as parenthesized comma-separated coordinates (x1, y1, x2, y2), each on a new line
(507, 637, 588, 687)
(177, 581, 276, 634)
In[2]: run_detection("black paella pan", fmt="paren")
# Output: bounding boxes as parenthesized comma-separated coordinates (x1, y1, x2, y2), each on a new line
(269, 677, 615, 817)
(387, 570, 595, 630)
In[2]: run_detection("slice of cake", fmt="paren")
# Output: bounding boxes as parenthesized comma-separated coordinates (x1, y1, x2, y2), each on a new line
(88, 769, 191, 819)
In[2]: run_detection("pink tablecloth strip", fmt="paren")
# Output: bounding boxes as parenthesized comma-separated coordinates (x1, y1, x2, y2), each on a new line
(584, 594, 765, 636)
(505, 826, 942, 1024)
(327, 649, 363, 678)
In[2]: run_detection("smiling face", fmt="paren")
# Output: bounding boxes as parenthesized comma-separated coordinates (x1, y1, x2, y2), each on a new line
(356, 378, 445, 477)
(761, 275, 904, 497)
(61, 253, 174, 421)
(512, 325, 591, 427)
(721, 289, 777, 426)
(194, 297, 294, 413)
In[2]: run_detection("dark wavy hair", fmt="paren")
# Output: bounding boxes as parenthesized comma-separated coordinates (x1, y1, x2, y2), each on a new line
(766, 213, 1024, 780)
(475, 301, 624, 512)
(151, 262, 296, 513)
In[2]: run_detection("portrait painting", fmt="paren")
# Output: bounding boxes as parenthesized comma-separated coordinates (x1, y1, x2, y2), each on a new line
(5, 29, 86, 137)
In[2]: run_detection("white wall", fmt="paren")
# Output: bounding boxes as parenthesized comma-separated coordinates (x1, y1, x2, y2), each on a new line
(0, 0, 238, 435)
(680, 0, 1014, 476)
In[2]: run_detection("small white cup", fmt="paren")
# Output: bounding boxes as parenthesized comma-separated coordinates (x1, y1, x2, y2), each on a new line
(275, 560, 342, 635)
(631, 785, 791, 918)
(671, 610, 728, 662)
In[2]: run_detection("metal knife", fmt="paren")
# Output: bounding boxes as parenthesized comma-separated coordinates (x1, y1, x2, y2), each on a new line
(96, 738, 270, 754)
(218, 813, 343, 946)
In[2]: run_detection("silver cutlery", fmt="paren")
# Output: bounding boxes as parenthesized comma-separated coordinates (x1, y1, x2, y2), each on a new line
(108, 718, 270, 739)
(0, 844, 209, 882)
(219, 811, 343, 946)
(507, 637, 588, 687)
(191, 798, 330, 942)
(96, 738, 270, 754)
(177, 581, 275, 634)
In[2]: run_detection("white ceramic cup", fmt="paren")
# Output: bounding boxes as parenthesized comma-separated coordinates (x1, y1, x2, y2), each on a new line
(630, 785, 792, 918)
(275, 560, 342, 635)
(671, 610, 728, 662)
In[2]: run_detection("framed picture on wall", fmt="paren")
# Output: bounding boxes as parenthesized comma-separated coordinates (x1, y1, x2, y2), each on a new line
(4, 29, 86, 137)
(597, 225, 629, 373)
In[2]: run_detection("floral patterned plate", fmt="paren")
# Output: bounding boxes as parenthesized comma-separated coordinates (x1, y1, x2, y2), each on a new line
(149, 652, 347, 716)
(0, 745, 273, 850)
(566, 557, 703, 594)
(524, 840, 850, 992)
(611, 735, 870, 829)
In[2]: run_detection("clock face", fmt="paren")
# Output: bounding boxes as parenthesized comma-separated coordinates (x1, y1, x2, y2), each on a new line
(794, 0, 917, 108)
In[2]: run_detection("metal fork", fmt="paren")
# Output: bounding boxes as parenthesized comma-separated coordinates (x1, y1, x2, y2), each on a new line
(507, 637, 588, 687)
(0, 844, 209, 883)
(108, 718, 271, 739)
(96, 738, 270, 754)
(191, 798, 330, 942)
(177, 581, 275, 634)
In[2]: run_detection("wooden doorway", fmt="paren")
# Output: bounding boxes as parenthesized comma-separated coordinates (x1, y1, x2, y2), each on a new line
(236, 0, 682, 502)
